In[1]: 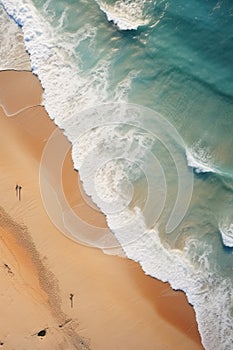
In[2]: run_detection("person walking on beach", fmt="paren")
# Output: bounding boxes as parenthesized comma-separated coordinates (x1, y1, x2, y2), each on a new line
(18, 185, 22, 201)
(69, 293, 74, 308)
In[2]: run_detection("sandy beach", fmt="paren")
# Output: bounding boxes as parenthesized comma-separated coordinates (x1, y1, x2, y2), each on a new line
(0, 70, 204, 349)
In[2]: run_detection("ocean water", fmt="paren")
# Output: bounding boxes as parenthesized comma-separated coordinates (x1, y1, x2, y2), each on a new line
(0, 6, 31, 69)
(0, 0, 233, 349)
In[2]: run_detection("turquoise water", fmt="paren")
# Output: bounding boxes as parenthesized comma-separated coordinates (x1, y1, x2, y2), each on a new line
(31, 0, 233, 169)
(0, 0, 233, 349)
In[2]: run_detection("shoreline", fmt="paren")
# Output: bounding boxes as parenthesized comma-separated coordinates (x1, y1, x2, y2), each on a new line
(0, 69, 204, 349)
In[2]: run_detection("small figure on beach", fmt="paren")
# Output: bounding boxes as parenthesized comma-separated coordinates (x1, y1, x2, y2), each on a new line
(15, 184, 19, 197)
(18, 185, 22, 201)
(69, 293, 74, 308)
(15, 184, 22, 200)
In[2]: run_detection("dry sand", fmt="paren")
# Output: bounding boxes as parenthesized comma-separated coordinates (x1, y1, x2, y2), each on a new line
(0, 70, 204, 350)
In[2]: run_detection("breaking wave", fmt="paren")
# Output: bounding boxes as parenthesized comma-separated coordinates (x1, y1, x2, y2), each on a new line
(97, 0, 150, 30)
(1, 0, 233, 349)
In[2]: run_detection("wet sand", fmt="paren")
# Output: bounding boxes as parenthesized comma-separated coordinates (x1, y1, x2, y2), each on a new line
(0, 70, 204, 350)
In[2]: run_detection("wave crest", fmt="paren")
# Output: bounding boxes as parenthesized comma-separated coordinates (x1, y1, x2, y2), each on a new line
(219, 220, 233, 247)
(186, 142, 217, 174)
(97, 0, 151, 30)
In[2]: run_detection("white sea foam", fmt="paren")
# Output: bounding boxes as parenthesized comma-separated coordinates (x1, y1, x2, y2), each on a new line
(97, 0, 151, 30)
(121, 227, 233, 350)
(1, 1, 233, 349)
(185, 145, 230, 182)
(114, 70, 138, 101)
(0, 6, 31, 70)
(0, 0, 114, 130)
(186, 143, 216, 174)
(219, 221, 233, 248)
(97, 0, 168, 31)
